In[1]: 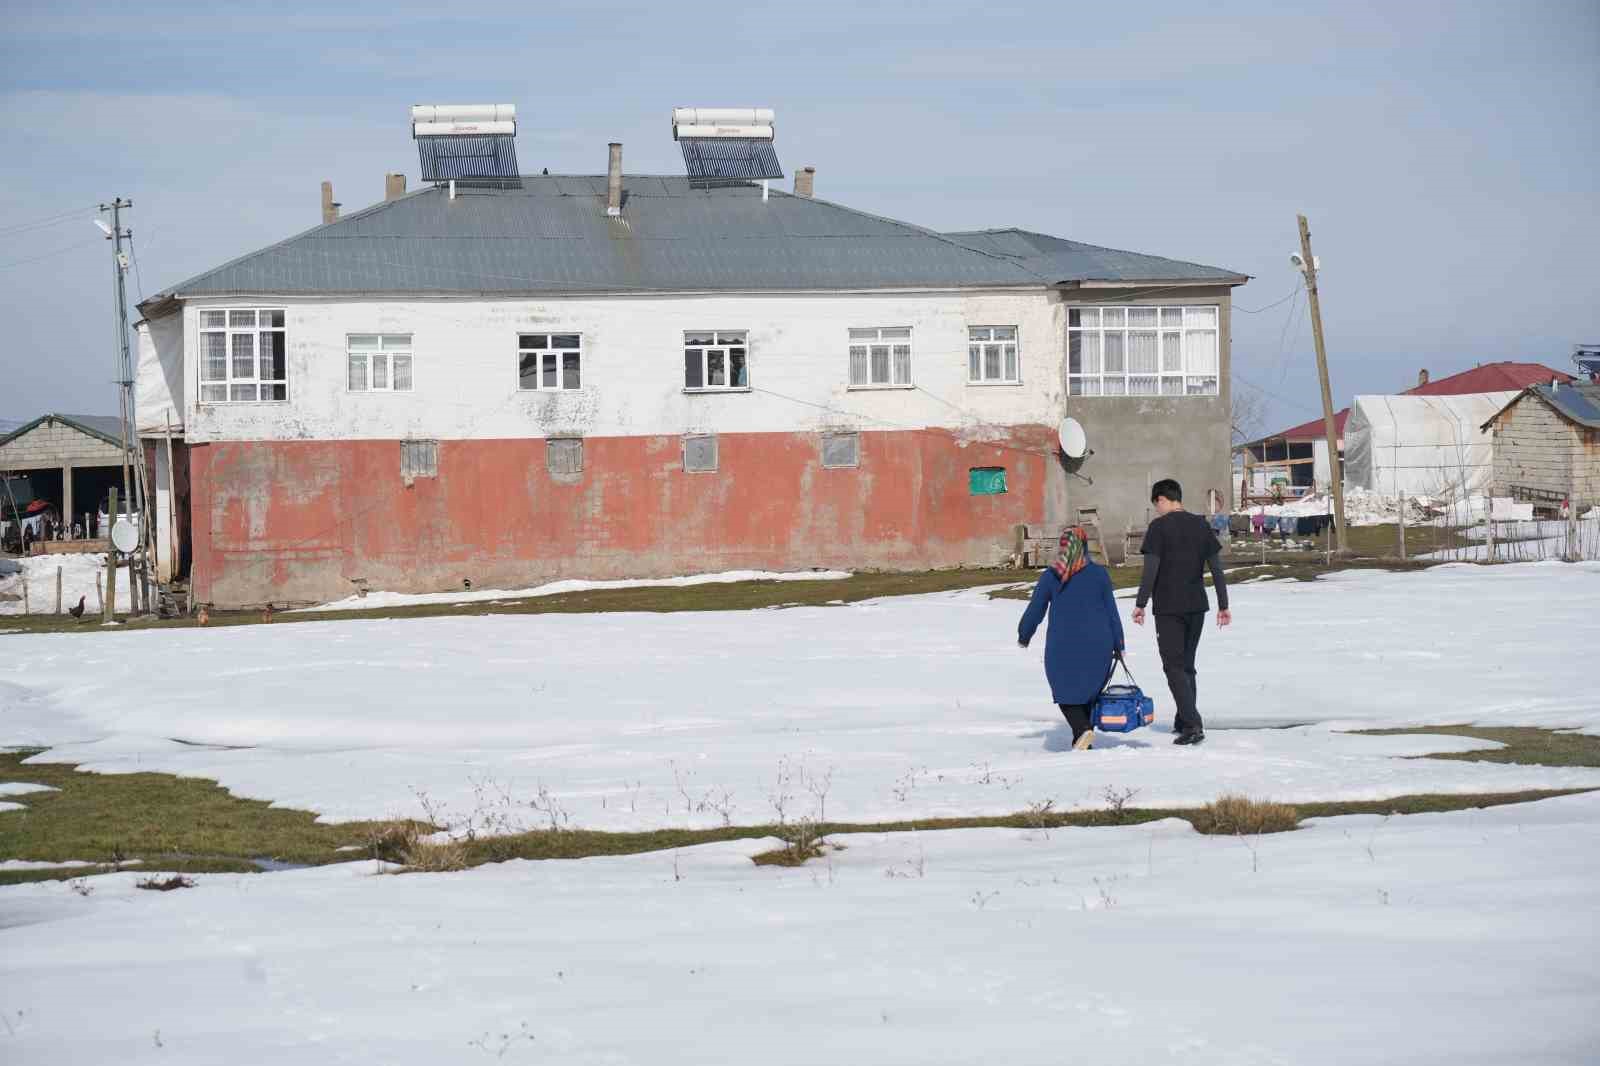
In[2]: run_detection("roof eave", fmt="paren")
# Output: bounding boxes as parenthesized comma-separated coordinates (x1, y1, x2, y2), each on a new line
(1060, 276, 1251, 289)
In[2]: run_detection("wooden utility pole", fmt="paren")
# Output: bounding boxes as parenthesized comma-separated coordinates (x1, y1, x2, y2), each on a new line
(1296, 215, 1347, 553)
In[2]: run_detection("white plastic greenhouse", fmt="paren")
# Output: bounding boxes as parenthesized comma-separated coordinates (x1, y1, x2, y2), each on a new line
(1343, 391, 1518, 497)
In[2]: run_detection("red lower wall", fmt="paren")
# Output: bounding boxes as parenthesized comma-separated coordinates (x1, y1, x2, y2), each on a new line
(188, 427, 1053, 607)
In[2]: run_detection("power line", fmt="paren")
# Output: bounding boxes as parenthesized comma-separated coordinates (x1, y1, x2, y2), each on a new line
(1233, 283, 1302, 314)
(1233, 372, 1324, 418)
(0, 203, 101, 237)
(0, 236, 104, 270)
(127, 234, 148, 303)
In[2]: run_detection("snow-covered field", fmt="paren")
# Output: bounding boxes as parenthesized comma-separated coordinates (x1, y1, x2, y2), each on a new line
(0, 552, 129, 616)
(4, 562, 1600, 1063)
(2, 794, 1597, 1064)
(2, 563, 1598, 832)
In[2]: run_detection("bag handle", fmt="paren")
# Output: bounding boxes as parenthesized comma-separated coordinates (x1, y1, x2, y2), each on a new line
(1108, 650, 1140, 688)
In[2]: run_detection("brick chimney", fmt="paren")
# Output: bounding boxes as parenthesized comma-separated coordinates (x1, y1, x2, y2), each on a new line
(320, 181, 340, 224)
(385, 173, 407, 201)
(794, 166, 815, 198)
(606, 143, 623, 217)
(1417, 368, 1429, 388)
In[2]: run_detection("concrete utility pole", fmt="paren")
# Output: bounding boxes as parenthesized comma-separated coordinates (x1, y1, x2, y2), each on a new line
(101, 197, 150, 611)
(100, 199, 136, 537)
(1296, 214, 1348, 553)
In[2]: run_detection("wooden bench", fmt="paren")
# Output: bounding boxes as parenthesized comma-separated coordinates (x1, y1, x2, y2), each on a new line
(1011, 520, 1110, 568)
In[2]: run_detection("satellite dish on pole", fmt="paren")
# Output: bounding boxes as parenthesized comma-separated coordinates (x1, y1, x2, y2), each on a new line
(110, 519, 137, 554)
(1058, 417, 1089, 460)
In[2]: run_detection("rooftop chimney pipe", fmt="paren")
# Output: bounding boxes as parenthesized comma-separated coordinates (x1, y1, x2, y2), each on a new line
(385, 173, 407, 201)
(1417, 368, 1429, 388)
(794, 166, 815, 198)
(606, 143, 623, 217)
(320, 181, 340, 224)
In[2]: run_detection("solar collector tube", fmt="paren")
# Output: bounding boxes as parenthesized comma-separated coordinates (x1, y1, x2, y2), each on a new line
(672, 124, 774, 141)
(410, 104, 517, 125)
(671, 107, 774, 127)
(413, 121, 517, 137)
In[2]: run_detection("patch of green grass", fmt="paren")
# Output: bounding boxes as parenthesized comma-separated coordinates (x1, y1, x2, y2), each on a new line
(4, 745, 1590, 881)
(0, 748, 430, 885)
(1348, 726, 1600, 768)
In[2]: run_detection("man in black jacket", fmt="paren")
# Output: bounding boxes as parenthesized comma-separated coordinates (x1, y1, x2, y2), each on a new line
(1132, 479, 1231, 746)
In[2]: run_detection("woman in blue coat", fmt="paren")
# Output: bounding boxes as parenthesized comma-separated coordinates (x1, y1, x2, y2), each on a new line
(1017, 526, 1126, 750)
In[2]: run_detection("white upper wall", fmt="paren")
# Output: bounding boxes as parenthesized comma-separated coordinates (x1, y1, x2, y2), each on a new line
(153, 289, 1070, 443)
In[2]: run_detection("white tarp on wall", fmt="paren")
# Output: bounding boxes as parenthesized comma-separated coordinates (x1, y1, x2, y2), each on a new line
(133, 315, 183, 435)
(1344, 391, 1517, 497)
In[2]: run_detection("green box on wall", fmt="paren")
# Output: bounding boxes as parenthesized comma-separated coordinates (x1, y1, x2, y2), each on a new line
(969, 467, 1007, 495)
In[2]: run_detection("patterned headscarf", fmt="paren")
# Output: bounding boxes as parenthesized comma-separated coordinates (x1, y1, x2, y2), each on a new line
(1050, 526, 1090, 583)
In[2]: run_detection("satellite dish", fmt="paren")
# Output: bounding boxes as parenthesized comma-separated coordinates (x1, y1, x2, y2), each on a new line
(110, 519, 137, 554)
(1058, 417, 1089, 459)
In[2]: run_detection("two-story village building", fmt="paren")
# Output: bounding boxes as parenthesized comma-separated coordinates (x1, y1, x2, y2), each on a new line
(134, 162, 1246, 608)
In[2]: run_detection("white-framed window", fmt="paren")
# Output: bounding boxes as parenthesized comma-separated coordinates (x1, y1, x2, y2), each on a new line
(848, 327, 912, 388)
(684, 331, 748, 390)
(967, 326, 1019, 384)
(519, 334, 582, 391)
(199, 308, 287, 403)
(348, 334, 413, 392)
(1068, 305, 1219, 396)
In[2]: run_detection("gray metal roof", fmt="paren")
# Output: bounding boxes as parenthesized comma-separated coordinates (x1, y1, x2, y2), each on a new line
(0, 413, 123, 450)
(1482, 382, 1600, 431)
(1536, 383, 1600, 429)
(146, 177, 1245, 306)
(943, 228, 1246, 284)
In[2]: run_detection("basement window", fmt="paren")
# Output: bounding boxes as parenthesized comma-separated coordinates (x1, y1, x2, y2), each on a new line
(348, 334, 414, 392)
(401, 440, 438, 481)
(821, 432, 861, 469)
(848, 327, 912, 388)
(969, 467, 1007, 495)
(519, 334, 582, 392)
(683, 434, 718, 473)
(1068, 306, 1219, 396)
(684, 331, 749, 391)
(199, 308, 288, 403)
(967, 327, 1020, 385)
(547, 438, 583, 477)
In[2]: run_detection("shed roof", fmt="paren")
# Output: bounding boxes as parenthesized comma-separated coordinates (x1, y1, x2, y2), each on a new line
(140, 177, 1246, 310)
(0, 414, 123, 450)
(1482, 382, 1600, 431)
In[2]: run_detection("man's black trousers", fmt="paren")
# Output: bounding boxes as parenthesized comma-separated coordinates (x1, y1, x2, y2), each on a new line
(1154, 611, 1206, 734)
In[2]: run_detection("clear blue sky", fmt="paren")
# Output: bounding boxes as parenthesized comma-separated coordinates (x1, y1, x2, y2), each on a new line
(2, 0, 1595, 435)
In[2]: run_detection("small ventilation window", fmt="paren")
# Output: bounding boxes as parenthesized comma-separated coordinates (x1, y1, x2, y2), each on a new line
(821, 432, 860, 469)
(401, 440, 438, 482)
(969, 467, 1007, 495)
(683, 434, 718, 473)
(547, 438, 584, 477)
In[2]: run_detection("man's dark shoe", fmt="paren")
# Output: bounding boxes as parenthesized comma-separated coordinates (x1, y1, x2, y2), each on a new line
(1173, 730, 1205, 746)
